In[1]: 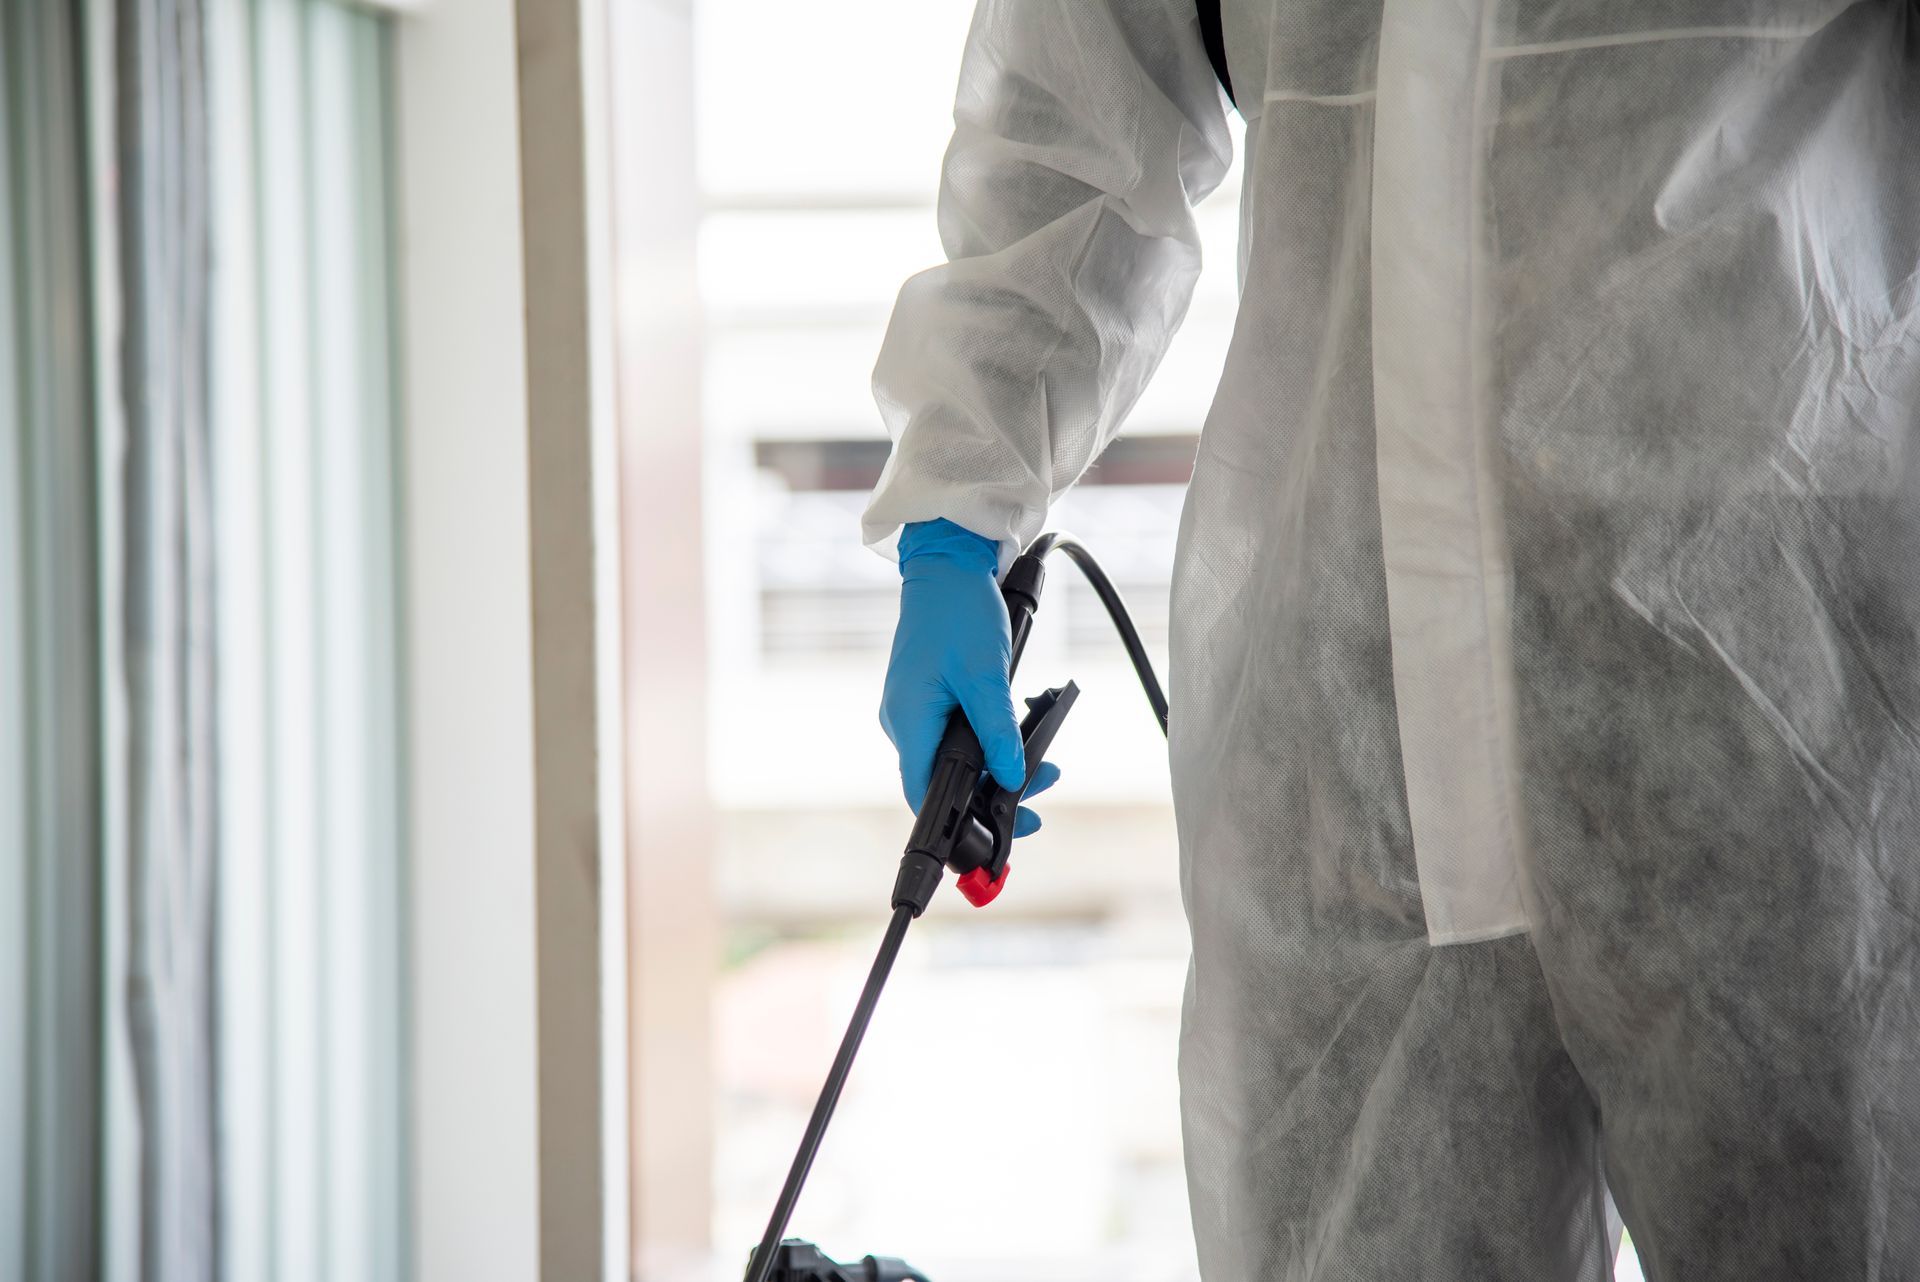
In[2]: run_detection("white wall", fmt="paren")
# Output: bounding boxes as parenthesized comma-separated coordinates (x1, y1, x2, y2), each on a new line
(394, 4, 541, 1279)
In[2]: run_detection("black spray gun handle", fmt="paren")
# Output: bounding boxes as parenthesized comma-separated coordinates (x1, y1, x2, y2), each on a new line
(890, 683, 1078, 914)
(949, 683, 1078, 902)
(889, 551, 1074, 916)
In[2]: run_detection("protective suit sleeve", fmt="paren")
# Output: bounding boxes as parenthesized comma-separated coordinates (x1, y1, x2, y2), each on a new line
(862, 0, 1234, 570)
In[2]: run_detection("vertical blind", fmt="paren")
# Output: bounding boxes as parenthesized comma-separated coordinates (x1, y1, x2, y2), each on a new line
(1, 2, 105, 1279)
(4, 2, 404, 1280)
(203, 4, 405, 1279)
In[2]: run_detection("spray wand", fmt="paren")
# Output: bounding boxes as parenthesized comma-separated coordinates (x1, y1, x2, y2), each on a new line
(742, 532, 1168, 1282)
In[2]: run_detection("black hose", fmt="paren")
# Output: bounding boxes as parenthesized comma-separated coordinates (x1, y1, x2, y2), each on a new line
(1021, 532, 1169, 737)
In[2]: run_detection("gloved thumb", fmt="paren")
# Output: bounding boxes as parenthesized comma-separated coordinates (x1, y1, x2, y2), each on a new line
(957, 674, 1026, 794)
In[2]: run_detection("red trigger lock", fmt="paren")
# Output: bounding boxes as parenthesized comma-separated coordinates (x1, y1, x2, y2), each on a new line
(956, 865, 1009, 908)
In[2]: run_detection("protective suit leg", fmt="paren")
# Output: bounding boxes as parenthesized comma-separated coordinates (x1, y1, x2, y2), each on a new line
(1180, 926, 1615, 1281)
(1514, 491, 1920, 1281)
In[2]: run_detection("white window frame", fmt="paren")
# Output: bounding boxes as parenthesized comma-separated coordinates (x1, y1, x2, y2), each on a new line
(393, 2, 629, 1280)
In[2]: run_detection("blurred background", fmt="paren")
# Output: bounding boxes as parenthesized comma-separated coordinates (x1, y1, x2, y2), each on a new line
(2, 1, 1641, 1280)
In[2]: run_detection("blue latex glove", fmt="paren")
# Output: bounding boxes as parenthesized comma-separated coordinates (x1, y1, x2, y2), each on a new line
(880, 519, 1061, 836)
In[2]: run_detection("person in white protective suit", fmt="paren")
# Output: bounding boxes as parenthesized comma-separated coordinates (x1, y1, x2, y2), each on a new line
(865, 1, 1920, 1278)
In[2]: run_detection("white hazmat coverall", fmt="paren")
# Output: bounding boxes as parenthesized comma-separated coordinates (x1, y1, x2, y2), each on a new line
(863, 1, 1920, 1277)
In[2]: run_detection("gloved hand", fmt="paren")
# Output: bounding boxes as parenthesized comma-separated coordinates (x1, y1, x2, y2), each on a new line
(881, 519, 1060, 835)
